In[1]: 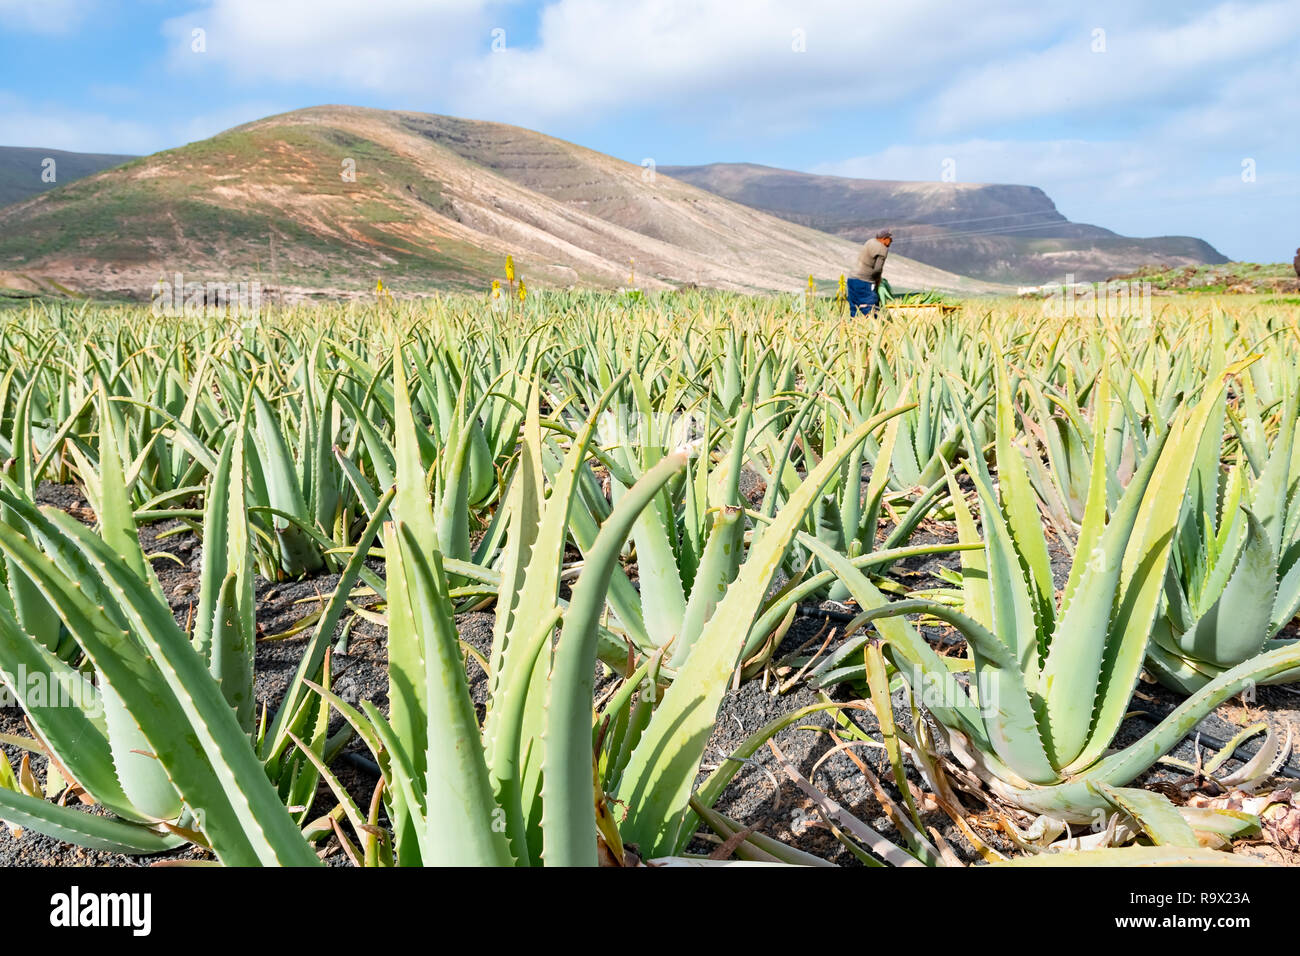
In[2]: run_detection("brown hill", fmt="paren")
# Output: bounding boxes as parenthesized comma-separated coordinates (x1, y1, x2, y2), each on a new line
(661, 162, 1227, 284)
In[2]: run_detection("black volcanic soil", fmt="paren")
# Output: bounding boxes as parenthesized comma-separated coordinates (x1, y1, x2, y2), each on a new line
(2, 480, 1298, 867)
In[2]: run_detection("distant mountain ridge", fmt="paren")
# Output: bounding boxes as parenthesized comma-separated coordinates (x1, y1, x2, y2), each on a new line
(0, 107, 1008, 300)
(660, 163, 1227, 283)
(0, 146, 136, 206)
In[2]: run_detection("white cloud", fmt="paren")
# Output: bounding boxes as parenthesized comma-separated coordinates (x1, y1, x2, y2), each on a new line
(161, 0, 504, 91)
(446, 0, 1075, 128)
(924, 1, 1300, 132)
(155, 1, 1300, 148)
(1162, 55, 1300, 149)
(161, 0, 1064, 125)
(815, 52, 1299, 196)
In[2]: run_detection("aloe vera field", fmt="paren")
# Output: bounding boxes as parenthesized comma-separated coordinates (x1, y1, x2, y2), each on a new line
(0, 288, 1298, 869)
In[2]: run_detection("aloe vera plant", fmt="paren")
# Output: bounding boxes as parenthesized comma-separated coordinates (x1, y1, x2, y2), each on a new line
(555, 349, 927, 675)
(1146, 378, 1300, 691)
(0, 384, 392, 860)
(299, 358, 661, 865)
(0, 399, 317, 863)
(803, 359, 1300, 823)
(299, 347, 901, 865)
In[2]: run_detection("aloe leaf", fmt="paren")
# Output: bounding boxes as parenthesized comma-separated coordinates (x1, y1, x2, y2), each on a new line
(1018, 639, 1300, 818)
(1071, 376, 1228, 771)
(689, 799, 836, 866)
(1179, 806, 1261, 841)
(0, 599, 133, 818)
(193, 429, 236, 663)
(209, 572, 257, 733)
(1173, 507, 1276, 668)
(94, 387, 164, 599)
(0, 787, 185, 855)
(480, 606, 562, 865)
(197, 419, 257, 731)
(953, 392, 1041, 682)
(386, 348, 433, 782)
(488, 372, 630, 860)
(434, 380, 479, 567)
(338, 392, 396, 491)
(392, 522, 512, 867)
(946, 464, 991, 629)
(1059, 371, 1111, 613)
(87, 390, 182, 821)
(1096, 784, 1199, 847)
(993, 360, 1054, 639)
(1039, 424, 1168, 768)
(6, 509, 317, 864)
(859, 407, 903, 546)
(542, 451, 687, 866)
(568, 474, 654, 651)
(484, 381, 543, 786)
(623, 471, 687, 648)
(616, 405, 910, 856)
(251, 388, 320, 575)
(991, 845, 1265, 866)
(672, 504, 744, 667)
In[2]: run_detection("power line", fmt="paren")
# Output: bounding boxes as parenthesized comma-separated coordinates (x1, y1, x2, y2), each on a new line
(899, 219, 1112, 243)
(858, 208, 1065, 229)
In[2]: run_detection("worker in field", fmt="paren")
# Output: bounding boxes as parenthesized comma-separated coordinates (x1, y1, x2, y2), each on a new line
(1293, 247, 1299, 279)
(848, 229, 892, 317)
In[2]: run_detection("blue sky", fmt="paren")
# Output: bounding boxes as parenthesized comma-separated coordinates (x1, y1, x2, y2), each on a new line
(1, 0, 1296, 262)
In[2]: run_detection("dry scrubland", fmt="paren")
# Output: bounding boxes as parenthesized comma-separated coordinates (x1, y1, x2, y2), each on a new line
(0, 289, 1298, 867)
